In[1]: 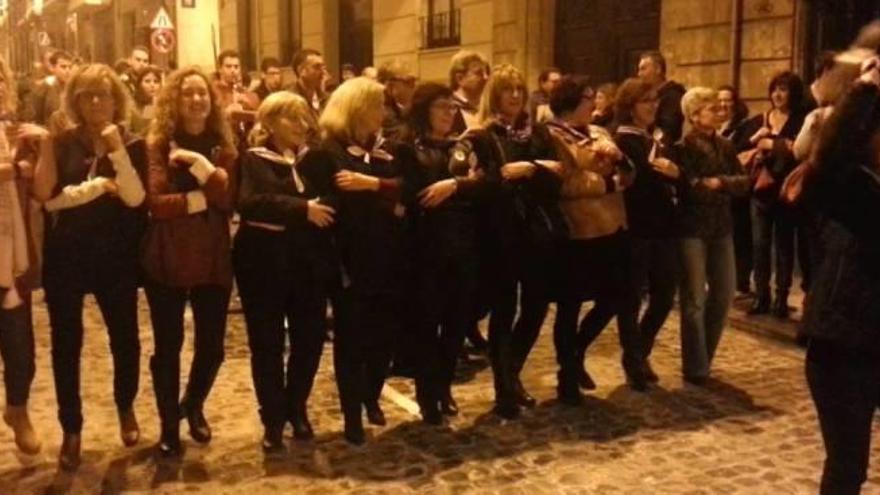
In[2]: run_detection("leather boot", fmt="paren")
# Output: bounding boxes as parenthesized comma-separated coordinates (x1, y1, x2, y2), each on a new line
(3, 405, 41, 455)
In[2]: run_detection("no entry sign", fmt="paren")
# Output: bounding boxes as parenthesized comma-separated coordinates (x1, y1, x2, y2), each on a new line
(151, 29, 176, 54)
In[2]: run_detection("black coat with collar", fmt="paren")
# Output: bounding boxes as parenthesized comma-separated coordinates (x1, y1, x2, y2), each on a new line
(315, 136, 406, 294)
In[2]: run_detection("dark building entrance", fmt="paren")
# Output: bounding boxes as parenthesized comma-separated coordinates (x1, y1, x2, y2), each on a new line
(554, 0, 661, 85)
(339, 0, 374, 75)
(803, 0, 880, 80)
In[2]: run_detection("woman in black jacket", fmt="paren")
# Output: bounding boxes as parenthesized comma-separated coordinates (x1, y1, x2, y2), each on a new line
(399, 82, 492, 424)
(317, 77, 406, 445)
(234, 92, 338, 452)
(474, 64, 566, 418)
(614, 77, 682, 382)
(803, 52, 880, 495)
(30, 64, 147, 470)
(737, 72, 808, 317)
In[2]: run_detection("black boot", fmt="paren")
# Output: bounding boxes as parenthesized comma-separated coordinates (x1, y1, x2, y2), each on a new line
(440, 393, 459, 416)
(262, 424, 285, 455)
(772, 295, 790, 319)
(557, 370, 584, 406)
(59, 433, 81, 471)
(343, 412, 365, 446)
(748, 295, 771, 315)
(512, 377, 537, 408)
(420, 401, 443, 425)
(642, 360, 660, 383)
(156, 425, 182, 459)
(365, 401, 386, 426)
(290, 406, 314, 440)
(180, 399, 211, 444)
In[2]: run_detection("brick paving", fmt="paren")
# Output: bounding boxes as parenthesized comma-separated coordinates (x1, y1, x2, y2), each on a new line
(1, 291, 879, 494)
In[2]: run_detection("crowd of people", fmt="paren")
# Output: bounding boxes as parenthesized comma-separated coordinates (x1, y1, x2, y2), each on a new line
(1, 24, 879, 494)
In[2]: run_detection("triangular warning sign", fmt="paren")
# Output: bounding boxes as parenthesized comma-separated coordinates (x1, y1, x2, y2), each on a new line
(150, 7, 174, 30)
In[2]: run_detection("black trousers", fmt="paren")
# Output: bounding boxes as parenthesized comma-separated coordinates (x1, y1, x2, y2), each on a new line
(806, 338, 880, 495)
(627, 236, 678, 360)
(752, 200, 795, 300)
(45, 274, 140, 434)
(414, 254, 477, 406)
(554, 232, 642, 379)
(487, 243, 553, 401)
(0, 291, 35, 407)
(145, 280, 230, 433)
(234, 227, 329, 429)
(732, 196, 753, 292)
(333, 288, 398, 424)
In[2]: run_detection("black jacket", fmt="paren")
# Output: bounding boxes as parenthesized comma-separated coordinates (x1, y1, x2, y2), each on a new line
(802, 82, 880, 351)
(236, 144, 339, 276)
(672, 132, 750, 239)
(656, 80, 686, 147)
(616, 127, 679, 239)
(317, 135, 406, 294)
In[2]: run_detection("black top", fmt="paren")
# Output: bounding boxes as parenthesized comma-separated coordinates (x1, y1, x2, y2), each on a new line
(735, 108, 807, 204)
(317, 135, 406, 294)
(655, 80, 686, 147)
(44, 128, 147, 286)
(672, 132, 750, 239)
(616, 127, 680, 239)
(801, 82, 880, 351)
(237, 143, 338, 263)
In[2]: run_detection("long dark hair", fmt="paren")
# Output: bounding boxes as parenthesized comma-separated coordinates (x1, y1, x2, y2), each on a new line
(408, 82, 454, 138)
(134, 65, 163, 107)
(718, 84, 749, 124)
(768, 71, 806, 113)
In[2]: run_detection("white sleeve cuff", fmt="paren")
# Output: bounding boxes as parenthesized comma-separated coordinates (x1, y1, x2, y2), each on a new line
(188, 156, 217, 186)
(108, 149, 146, 207)
(44, 177, 108, 212)
(185, 190, 208, 214)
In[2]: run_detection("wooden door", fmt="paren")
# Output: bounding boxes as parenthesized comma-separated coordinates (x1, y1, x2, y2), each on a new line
(555, 0, 661, 85)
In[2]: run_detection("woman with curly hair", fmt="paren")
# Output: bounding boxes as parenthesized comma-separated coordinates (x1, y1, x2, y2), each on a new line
(27, 63, 147, 470)
(141, 66, 238, 457)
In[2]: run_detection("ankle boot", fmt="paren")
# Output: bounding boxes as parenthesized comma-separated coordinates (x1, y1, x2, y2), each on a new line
(262, 424, 285, 455)
(343, 413, 365, 446)
(557, 370, 584, 406)
(181, 401, 211, 444)
(3, 405, 41, 455)
(290, 407, 314, 440)
(156, 426, 182, 459)
(59, 433, 81, 471)
(512, 377, 537, 408)
(364, 402, 386, 426)
(119, 409, 140, 447)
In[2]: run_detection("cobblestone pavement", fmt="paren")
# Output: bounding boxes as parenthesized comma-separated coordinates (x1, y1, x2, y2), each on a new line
(1, 292, 879, 495)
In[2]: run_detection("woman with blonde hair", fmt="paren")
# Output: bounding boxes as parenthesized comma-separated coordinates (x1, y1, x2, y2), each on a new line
(141, 66, 237, 457)
(235, 91, 338, 452)
(26, 63, 147, 470)
(0, 55, 42, 456)
(475, 64, 566, 418)
(318, 77, 405, 445)
(674, 87, 749, 385)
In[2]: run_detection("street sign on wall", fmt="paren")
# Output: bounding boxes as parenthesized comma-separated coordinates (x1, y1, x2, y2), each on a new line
(150, 7, 174, 31)
(151, 29, 176, 54)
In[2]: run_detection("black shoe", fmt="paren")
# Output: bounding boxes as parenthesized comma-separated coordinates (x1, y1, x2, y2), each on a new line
(577, 365, 597, 391)
(182, 403, 211, 444)
(683, 375, 708, 387)
(365, 402, 386, 426)
(626, 371, 649, 392)
(290, 411, 314, 440)
(118, 409, 140, 447)
(557, 372, 584, 406)
(492, 400, 521, 420)
(772, 298, 790, 319)
(512, 378, 537, 408)
(262, 426, 285, 455)
(59, 433, 81, 472)
(343, 421, 365, 446)
(642, 361, 660, 383)
(748, 297, 771, 315)
(420, 402, 443, 425)
(440, 395, 459, 416)
(156, 433, 183, 459)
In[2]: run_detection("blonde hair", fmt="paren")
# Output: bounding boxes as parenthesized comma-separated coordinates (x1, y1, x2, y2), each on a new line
(62, 64, 132, 126)
(681, 87, 718, 136)
(248, 91, 315, 147)
(147, 66, 234, 150)
(319, 76, 385, 143)
(477, 63, 528, 126)
(449, 50, 488, 89)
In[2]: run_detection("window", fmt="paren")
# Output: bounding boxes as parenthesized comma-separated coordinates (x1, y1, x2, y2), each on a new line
(421, 0, 461, 49)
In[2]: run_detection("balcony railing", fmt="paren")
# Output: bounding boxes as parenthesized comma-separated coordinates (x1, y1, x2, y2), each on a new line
(420, 9, 460, 49)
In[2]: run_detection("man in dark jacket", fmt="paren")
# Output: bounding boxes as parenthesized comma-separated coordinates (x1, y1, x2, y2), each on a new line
(638, 51, 686, 147)
(30, 50, 73, 126)
(253, 57, 284, 103)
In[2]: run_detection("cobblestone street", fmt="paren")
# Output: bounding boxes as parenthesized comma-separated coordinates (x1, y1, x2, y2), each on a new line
(1, 292, 879, 494)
